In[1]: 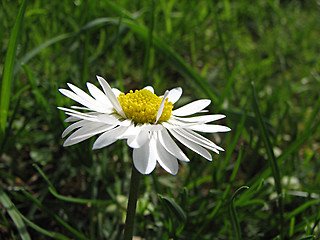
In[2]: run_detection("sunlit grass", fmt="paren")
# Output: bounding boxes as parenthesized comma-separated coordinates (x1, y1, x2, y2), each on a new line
(1, 0, 320, 239)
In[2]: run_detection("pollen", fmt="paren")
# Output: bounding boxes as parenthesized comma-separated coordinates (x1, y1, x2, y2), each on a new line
(117, 89, 173, 124)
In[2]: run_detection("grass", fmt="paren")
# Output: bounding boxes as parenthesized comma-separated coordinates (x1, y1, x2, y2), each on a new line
(1, 0, 320, 239)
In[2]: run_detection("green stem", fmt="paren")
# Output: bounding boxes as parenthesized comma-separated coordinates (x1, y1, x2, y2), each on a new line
(123, 167, 141, 240)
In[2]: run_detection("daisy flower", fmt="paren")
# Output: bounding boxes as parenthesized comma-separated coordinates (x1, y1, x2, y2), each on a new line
(58, 76, 230, 175)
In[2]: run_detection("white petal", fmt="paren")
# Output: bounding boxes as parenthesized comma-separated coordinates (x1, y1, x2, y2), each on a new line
(121, 124, 148, 146)
(187, 124, 231, 133)
(64, 132, 97, 147)
(58, 107, 100, 122)
(165, 116, 224, 128)
(110, 119, 132, 127)
(140, 124, 163, 131)
(96, 76, 126, 118)
(63, 123, 114, 147)
(59, 88, 106, 114)
(64, 112, 100, 122)
(62, 119, 88, 138)
(63, 111, 99, 120)
(173, 114, 226, 124)
(120, 124, 141, 138)
(96, 114, 122, 125)
(65, 112, 100, 122)
(112, 88, 122, 97)
(58, 107, 90, 116)
(158, 129, 189, 162)
(64, 116, 80, 122)
(175, 128, 223, 152)
(87, 82, 112, 106)
(127, 130, 149, 148)
(72, 124, 113, 140)
(67, 83, 96, 105)
(70, 106, 98, 112)
(92, 126, 128, 149)
(172, 99, 211, 116)
(162, 119, 195, 129)
(168, 129, 212, 161)
(59, 89, 94, 109)
(133, 138, 156, 174)
(167, 87, 182, 104)
(143, 86, 154, 93)
(156, 90, 169, 123)
(155, 135, 179, 175)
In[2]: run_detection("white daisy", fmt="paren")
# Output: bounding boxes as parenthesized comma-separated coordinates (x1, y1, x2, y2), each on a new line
(58, 76, 231, 175)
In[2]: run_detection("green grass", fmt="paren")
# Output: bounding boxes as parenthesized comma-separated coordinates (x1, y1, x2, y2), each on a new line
(1, 0, 320, 239)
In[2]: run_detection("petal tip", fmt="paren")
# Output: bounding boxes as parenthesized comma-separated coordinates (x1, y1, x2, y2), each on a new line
(62, 141, 71, 147)
(224, 127, 232, 132)
(135, 167, 153, 175)
(96, 75, 105, 83)
(169, 168, 178, 175)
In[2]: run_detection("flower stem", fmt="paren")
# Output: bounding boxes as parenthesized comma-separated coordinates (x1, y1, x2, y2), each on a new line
(123, 166, 141, 240)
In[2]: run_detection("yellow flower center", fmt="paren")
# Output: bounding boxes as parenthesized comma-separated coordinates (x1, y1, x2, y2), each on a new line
(117, 89, 173, 124)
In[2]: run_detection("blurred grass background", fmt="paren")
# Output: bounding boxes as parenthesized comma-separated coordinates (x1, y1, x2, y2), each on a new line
(1, 0, 320, 239)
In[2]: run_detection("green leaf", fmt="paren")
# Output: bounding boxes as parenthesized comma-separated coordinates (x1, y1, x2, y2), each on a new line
(21, 190, 88, 240)
(0, 187, 31, 240)
(33, 164, 56, 190)
(23, 65, 50, 114)
(142, 0, 155, 87)
(122, 18, 220, 102)
(299, 236, 315, 240)
(251, 82, 284, 237)
(251, 82, 282, 195)
(159, 195, 187, 223)
(0, 0, 27, 143)
(277, 118, 320, 163)
(34, 163, 113, 206)
(228, 186, 249, 240)
(14, 33, 74, 76)
(77, 16, 220, 102)
(15, 208, 71, 240)
(285, 199, 320, 221)
(49, 187, 113, 205)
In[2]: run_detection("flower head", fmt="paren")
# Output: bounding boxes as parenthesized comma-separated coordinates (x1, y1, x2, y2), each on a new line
(58, 76, 231, 175)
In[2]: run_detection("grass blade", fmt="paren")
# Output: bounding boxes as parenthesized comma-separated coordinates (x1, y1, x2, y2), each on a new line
(15, 208, 71, 240)
(23, 65, 50, 114)
(123, 18, 220, 102)
(298, 236, 315, 240)
(141, 0, 155, 87)
(70, 15, 221, 101)
(14, 33, 74, 76)
(33, 164, 56, 190)
(285, 199, 320, 222)
(49, 187, 114, 206)
(228, 186, 249, 240)
(251, 83, 281, 190)
(216, 65, 240, 111)
(239, 116, 320, 204)
(251, 82, 284, 238)
(158, 195, 187, 223)
(34, 163, 114, 205)
(105, 0, 137, 20)
(0, 187, 31, 240)
(195, 146, 244, 238)
(116, 15, 124, 91)
(21, 190, 88, 240)
(217, 111, 246, 181)
(209, 1, 230, 76)
(0, 0, 27, 142)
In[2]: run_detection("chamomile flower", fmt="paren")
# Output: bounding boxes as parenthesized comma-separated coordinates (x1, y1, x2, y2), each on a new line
(58, 76, 230, 175)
